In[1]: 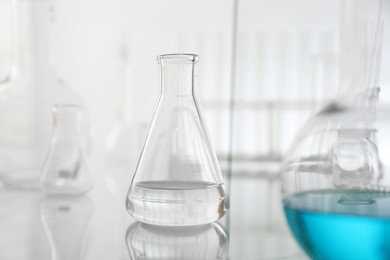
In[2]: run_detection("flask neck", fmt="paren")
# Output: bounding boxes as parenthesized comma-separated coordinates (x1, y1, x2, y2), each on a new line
(10, 0, 54, 77)
(158, 54, 198, 97)
(338, 0, 383, 98)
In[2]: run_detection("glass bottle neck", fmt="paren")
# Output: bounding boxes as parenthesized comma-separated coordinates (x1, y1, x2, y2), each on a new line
(10, 0, 53, 76)
(338, 0, 383, 98)
(159, 61, 196, 97)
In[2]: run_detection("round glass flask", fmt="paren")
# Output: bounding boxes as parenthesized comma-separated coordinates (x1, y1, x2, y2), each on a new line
(281, 0, 390, 259)
(126, 54, 228, 226)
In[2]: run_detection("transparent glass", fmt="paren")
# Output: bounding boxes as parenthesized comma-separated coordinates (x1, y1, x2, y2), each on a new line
(281, 0, 390, 259)
(0, 0, 82, 188)
(126, 54, 228, 226)
(125, 222, 228, 260)
(39, 105, 92, 195)
(39, 197, 93, 260)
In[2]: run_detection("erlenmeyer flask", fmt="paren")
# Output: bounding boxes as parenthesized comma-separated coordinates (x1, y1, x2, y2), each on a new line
(39, 105, 92, 195)
(126, 54, 228, 226)
(0, 0, 82, 188)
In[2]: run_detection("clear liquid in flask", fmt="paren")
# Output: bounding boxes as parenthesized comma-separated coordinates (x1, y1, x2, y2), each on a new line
(127, 180, 227, 226)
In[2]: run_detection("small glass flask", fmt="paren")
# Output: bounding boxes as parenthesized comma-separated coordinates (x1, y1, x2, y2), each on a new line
(126, 54, 228, 226)
(39, 105, 92, 195)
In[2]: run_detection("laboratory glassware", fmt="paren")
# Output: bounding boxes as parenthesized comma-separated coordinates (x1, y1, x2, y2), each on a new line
(39, 105, 92, 195)
(126, 54, 228, 226)
(40, 196, 93, 260)
(0, 0, 82, 188)
(126, 222, 228, 260)
(281, 0, 390, 259)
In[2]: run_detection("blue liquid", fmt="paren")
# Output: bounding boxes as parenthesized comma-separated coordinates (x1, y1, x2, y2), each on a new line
(284, 190, 390, 260)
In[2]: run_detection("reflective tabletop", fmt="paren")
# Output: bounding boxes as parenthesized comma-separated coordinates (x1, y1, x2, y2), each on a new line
(0, 166, 307, 260)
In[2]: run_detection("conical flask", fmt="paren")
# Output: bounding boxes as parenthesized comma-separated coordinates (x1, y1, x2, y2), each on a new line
(39, 105, 92, 195)
(126, 54, 228, 226)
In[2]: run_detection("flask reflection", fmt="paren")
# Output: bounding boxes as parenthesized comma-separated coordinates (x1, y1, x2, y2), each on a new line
(39, 196, 93, 260)
(125, 222, 228, 260)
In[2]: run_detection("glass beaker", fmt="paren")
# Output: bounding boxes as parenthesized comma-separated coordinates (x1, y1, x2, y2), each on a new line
(0, 0, 82, 188)
(39, 105, 92, 195)
(126, 54, 228, 226)
(281, 0, 390, 259)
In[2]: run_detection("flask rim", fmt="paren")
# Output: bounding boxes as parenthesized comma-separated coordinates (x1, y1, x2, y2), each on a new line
(157, 53, 199, 63)
(53, 104, 81, 113)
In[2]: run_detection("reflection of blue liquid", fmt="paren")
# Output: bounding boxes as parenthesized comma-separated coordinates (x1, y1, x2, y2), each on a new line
(284, 190, 390, 260)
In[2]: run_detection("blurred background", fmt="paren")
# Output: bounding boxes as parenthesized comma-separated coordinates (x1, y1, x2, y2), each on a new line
(1, 0, 389, 173)
(0, 0, 389, 259)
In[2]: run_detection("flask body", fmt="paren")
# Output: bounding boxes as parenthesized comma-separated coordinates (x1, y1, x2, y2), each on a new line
(126, 54, 227, 226)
